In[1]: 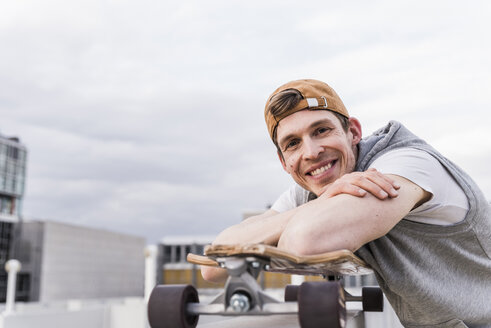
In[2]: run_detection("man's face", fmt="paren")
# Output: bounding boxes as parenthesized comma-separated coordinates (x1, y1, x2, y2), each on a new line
(276, 110, 362, 196)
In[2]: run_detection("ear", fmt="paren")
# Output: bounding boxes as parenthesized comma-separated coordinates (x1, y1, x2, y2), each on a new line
(348, 117, 362, 145)
(277, 150, 289, 173)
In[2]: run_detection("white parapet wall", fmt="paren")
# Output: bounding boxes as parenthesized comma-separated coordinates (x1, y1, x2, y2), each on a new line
(0, 291, 403, 328)
(0, 297, 147, 328)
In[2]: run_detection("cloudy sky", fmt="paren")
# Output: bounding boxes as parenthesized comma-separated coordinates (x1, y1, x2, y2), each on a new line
(1, 0, 490, 243)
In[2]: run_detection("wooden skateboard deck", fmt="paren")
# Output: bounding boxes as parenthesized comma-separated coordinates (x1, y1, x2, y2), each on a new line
(187, 243, 373, 276)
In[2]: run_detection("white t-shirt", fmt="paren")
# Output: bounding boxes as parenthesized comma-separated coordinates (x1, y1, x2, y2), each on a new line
(271, 148, 469, 226)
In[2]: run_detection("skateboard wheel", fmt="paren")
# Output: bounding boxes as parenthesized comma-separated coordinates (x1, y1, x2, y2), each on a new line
(284, 284, 299, 302)
(298, 281, 346, 328)
(147, 284, 199, 328)
(362, 287, 384, 312)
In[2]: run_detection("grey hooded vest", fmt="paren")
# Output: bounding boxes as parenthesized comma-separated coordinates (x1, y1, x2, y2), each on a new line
(354, 121, 491, 327)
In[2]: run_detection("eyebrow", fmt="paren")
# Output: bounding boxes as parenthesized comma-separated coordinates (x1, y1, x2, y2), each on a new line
(278, 118, 336, 148)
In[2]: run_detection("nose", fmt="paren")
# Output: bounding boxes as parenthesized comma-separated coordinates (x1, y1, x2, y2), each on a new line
(302, 138, 323, 160)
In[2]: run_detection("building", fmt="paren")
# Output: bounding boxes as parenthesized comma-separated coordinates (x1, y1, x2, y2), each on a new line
(0, 134, 27, 303)
(14, 220, 146, 302)
(0, 134, 27, 220)
(159, 235, 219, 288)
(1, 132, 147, 304)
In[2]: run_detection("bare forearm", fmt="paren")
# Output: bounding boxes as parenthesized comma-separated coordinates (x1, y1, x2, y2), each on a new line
(201, 208, 299, 283)
(277, 194, 388, 254)
(212, 209, 297, 246)
(277, 175, 429, 255)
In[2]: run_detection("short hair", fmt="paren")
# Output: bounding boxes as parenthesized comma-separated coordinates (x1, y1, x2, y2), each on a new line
(267, 88, 350, 153)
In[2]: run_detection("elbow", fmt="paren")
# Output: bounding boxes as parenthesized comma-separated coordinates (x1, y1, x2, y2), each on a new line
(278, 238, 316, 257)
(277, 222, 322, 256)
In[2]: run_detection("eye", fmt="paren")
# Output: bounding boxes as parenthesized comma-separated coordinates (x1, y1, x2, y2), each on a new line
(284, 139, 300, 151)
(314, 127, 330, 135)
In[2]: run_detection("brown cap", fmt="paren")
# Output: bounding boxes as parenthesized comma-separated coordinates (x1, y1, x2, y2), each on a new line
(264, 79, 349, 140)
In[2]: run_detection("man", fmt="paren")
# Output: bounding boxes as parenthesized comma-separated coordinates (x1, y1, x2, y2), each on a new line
(202, 79, 491, 327)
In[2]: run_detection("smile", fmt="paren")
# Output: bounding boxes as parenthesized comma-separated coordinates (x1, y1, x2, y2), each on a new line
(308, 161, 335, 176)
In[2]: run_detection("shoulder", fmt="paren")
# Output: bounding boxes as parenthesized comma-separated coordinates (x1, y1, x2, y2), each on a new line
(271, 184, 311, 212)
(369, 148, 442, 193)
(370, 147, 469, 225)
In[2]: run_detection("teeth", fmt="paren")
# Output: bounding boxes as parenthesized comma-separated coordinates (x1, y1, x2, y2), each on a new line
(310, 162, 333, 176)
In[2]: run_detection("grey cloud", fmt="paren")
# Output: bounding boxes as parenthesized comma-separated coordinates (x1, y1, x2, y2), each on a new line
(2, 0, 490, 243)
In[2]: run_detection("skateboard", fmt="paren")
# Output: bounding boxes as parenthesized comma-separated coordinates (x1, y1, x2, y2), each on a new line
(147, 244, 384, 328)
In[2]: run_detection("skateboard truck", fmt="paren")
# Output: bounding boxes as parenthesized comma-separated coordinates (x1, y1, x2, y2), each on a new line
(190, 256, 298, 316)
(148, 255, 384, 328)
(148, 244, 384, 328)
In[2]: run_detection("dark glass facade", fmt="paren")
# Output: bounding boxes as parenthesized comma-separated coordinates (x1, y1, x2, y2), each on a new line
(0, 134, 28, 302)
(0, 136, 27, 217)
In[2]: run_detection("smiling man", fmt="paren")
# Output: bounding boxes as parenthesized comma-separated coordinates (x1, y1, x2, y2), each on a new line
(202, 79, 491, 327)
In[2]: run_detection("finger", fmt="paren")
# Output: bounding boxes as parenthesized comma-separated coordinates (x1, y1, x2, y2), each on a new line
(367, 168, 401, 190)
(350, 178, 393, 199)
(364, 171, 399, 197)
(336, 172, 393, 198)
(320, 181, 367, 198)
(369, 177, 398, 198)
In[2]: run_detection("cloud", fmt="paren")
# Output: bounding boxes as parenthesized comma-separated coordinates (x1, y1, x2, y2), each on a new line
(1, 0, 490, 243)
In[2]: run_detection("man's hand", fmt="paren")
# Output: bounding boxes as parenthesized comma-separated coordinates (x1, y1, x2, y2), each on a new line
(201, 169, 399, 283)
(278, 174, 431, 255)
(319, 168, 400, 199)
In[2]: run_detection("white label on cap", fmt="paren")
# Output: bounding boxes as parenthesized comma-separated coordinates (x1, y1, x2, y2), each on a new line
(306, 98, 319, 107)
